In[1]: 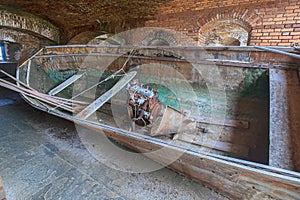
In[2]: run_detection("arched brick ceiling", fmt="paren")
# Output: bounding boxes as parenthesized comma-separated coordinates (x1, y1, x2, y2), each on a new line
(0, 0, 171, 43)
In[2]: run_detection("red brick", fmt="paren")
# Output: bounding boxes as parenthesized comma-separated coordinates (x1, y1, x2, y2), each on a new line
(274, 17, 287, 21)
(281, 28, 294, 32)
(263, 33, 270, 36)
(262, 29, 274, 32)
(279, 35, 293, 39)
(285, 20, 297, 24)
(278, 43, 292, 46)
(263, 21, 275, 26)
(270, 32, 281, 36)
(285, 5, 300, 10)
(262, 36, 275, 39)
(252, 33, 263, 37)
(284, 13, 298, 17)
(269, 39, 281, 42)
(271, 24, 285, 28)
(260, 43, 271, 46)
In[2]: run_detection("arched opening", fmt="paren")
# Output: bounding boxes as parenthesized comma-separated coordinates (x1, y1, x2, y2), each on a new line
(227, 38, 241, 46)
(142, 30, 177, 46)
(0, 40, 21, 76)
(199, 19, 251, 46)
(147, 39, 170, 46)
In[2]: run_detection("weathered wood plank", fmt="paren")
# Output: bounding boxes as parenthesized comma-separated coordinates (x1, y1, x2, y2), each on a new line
(193, 115, 249, 129)
(48, 73, 84, 95)
(76, 71, 136, 119)
(178, 133, 249, 157)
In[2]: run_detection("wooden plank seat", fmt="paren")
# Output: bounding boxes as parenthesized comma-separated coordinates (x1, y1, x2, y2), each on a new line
(76, 71, 137, 120)
(48, 73, 84, 95)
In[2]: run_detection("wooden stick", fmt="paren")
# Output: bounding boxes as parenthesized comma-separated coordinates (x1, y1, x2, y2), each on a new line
(0, 78, 78, 112)
(0, 69, 88, 105)
(0, 69, 38, 91)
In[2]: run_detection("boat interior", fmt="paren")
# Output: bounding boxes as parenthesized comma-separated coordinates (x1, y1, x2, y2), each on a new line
(14, 45, 276, 167)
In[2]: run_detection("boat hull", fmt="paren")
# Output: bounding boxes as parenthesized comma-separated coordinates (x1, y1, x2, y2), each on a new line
(11, 44, 300, 199)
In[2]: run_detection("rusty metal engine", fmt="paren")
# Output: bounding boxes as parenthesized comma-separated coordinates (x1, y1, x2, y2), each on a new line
(127, 79, 163, 127)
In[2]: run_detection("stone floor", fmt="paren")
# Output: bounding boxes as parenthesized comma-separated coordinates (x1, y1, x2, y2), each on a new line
(0, 86, 227, 200)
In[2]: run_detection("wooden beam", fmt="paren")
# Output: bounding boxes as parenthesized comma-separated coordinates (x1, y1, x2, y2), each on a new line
(76, 71, 136, 119)
(48, 73, 84, 95)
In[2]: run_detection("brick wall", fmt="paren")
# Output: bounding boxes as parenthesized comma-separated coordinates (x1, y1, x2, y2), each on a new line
(145, 0, 300, 46)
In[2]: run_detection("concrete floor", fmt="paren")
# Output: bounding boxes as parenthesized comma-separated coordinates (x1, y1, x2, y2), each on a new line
(0, 86, 227, 200)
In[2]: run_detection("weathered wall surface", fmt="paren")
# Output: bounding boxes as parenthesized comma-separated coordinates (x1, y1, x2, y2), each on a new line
(269, 69, 300, 171)
(0, 7, 59, 63)
(145, 0, 300, 46)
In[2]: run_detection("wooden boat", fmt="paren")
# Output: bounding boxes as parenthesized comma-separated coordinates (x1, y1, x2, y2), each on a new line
(1, 44, 300, 199)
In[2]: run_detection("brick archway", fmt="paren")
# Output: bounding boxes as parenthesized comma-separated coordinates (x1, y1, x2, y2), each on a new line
(197, 8, 262, 46)
(199, 19, 252, 46)
(142, 30, 177, 46)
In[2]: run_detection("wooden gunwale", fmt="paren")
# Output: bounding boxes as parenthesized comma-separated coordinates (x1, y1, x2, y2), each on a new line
(29, 51, 299, 70)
